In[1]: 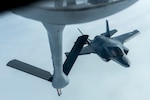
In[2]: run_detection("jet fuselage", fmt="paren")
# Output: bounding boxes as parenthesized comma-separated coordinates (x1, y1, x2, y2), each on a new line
(91, 35, 130, 67)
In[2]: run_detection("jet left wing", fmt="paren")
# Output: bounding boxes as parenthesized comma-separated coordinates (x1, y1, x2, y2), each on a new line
(113, 30, 140, 43)
(65, 45, 95, 56)
(79, 45, 96, 55)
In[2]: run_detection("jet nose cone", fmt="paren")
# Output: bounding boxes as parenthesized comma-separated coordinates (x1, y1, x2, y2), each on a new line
(113, 55, 131, 67)
(122, 56, 131, 67)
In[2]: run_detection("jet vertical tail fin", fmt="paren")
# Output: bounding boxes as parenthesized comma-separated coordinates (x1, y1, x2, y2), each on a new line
(106, 20, 110, 37)
(113, 30, 140, 43)
(101, 20, 117, 37)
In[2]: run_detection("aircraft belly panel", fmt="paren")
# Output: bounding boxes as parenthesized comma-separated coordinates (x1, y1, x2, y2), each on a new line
(12, 0, 138, 24)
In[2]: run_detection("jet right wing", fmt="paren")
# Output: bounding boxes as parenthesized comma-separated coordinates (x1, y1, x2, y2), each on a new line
(113, 30, 140, 43)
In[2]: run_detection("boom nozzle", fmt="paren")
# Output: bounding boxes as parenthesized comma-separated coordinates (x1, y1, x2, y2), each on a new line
(57, 89, 62, 96)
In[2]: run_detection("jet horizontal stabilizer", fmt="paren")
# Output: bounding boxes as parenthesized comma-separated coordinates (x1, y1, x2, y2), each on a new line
(7, 59, 53, 82)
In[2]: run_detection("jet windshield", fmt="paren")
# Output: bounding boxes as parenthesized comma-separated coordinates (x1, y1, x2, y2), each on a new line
(111, 47, 124, 57)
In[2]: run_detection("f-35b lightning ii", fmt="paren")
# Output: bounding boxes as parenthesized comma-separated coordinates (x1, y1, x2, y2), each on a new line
(66, 20, 140, 67)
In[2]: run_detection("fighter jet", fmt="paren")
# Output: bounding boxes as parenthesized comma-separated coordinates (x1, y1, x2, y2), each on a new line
(66, 20, 140, 67)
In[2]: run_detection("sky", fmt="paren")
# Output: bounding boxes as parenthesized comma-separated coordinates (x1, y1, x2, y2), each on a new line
(0, 0, 150, 100)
